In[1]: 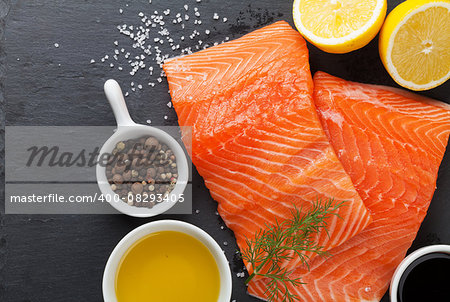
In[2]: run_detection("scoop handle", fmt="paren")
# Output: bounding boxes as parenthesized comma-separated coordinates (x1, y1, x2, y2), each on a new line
(104, 79, 135, 127)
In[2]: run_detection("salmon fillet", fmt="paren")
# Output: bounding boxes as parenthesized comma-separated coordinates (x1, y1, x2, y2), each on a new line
(164, 22, 371, 278)
(249, 72, 450, 301)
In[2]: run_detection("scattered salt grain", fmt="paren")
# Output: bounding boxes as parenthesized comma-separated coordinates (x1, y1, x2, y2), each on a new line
(94, 4, 230, 95)
(223, 17, 227, 23)
(54, 43, 59, 48)
(195, 209, 200, 214)
(223, 241, 228, 246)
(164, 115, 168, 120)
(167, 102, 172, 108)
(124, 92, 129, 97)
(146, 119, 152, 124)
(110, 63, 114, 68)
(90, 59, 95, 64)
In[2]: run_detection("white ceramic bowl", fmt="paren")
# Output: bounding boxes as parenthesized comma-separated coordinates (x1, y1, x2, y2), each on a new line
(390, 244, 450, 302)
(96, 79, 189, 217)
(102, 220, 232, 302)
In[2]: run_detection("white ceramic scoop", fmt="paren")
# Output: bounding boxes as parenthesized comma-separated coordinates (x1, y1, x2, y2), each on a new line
(96, 79, 189, 217)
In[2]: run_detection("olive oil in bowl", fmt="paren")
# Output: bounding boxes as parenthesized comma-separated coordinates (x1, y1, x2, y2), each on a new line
(115, 231, 220, 302)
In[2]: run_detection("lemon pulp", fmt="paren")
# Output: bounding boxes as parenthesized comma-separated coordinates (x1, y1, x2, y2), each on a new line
(299, 0, 378, 39)
(391, 6, 450, 86)
(293, 0, 387, 53)
(115, 231, 220, 302)
(379, 0, 450, 90)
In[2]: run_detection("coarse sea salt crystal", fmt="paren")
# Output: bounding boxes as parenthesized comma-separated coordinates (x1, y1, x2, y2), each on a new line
(164, 115, 168, 120)
(90, 59, 95, 64)
(213, 13, 219, 20)
(119, 8, 123, 14)
(54, 43, 59, 48)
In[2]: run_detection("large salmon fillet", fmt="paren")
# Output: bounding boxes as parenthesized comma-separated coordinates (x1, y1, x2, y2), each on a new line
(164, 22, 372, 276)
(249, 72, 450, 301)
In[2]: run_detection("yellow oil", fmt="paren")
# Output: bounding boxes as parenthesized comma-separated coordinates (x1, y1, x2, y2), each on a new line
(115, 231, 221, 302)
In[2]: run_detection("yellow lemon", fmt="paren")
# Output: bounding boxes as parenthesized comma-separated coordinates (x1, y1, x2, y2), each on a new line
(379, 0, 450, 91)
(293, 0, 387, 53)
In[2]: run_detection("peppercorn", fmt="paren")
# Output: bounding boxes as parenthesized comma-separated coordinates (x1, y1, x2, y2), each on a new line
(116, 141, 125, 151)
(113, 174, 123, 184)
(131, 182, 143, 194)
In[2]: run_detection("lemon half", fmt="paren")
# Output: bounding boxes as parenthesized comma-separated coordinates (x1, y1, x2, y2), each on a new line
(379, 0, 450, 91)
(293, 0, 387, 53)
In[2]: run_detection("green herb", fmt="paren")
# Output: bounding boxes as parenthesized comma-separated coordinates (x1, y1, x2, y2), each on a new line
(242, 198, 345, 302)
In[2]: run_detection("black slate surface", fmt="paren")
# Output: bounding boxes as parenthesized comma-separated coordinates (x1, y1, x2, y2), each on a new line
(0, 0, 449, 301)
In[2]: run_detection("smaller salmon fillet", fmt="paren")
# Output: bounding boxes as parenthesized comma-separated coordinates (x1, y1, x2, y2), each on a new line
(249, 72, 450, 301)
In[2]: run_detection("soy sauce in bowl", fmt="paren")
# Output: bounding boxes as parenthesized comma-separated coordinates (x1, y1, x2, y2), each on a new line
(397, 252, 450, 302)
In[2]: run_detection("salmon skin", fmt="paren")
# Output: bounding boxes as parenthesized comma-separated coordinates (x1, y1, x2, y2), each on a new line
(249, 72, 450, 301)
(164, 22, 372, 285)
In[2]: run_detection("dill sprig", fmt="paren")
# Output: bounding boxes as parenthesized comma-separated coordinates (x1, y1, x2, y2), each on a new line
(242, 198, 345, 302)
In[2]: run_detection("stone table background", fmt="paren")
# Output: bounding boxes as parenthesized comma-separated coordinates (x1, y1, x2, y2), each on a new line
(0, 0, 449, 301)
